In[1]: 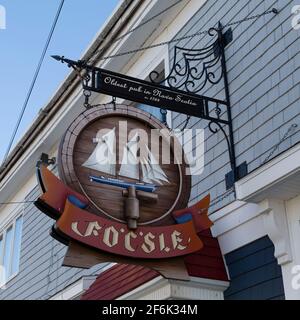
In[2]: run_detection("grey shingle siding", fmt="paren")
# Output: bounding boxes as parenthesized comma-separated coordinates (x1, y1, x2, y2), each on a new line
(170, 0, 299, 211)
(0, 185, 109, 300)
(1, 0, 297, 300)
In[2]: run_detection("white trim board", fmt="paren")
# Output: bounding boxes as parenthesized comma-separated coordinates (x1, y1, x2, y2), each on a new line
(117, 276, 229, 300)
(210, 200, 267, 255)
(236, 143, 300, 203)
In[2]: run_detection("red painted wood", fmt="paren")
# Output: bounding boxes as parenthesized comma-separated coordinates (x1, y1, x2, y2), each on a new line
(81, 229, 228, 300)
(81, 264, 158, 300)
(57, 200, 203, 259)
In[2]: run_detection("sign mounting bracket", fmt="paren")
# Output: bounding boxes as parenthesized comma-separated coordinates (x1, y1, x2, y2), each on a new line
(52, 21, 246, 189)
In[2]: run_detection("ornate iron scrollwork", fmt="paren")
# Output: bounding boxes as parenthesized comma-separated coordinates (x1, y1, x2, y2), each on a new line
(149, 28, 222, 94)
(149, 24, 238, 187)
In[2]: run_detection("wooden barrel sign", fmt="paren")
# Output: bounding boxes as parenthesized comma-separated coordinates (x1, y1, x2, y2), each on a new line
(58, 104, 191, 227)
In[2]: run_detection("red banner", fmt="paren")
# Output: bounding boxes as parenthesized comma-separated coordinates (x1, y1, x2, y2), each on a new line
(36, 165, 212, 260)
(56, 200, 203, 259)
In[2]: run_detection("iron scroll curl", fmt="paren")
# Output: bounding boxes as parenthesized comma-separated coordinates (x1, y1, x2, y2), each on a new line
(149, 27, 223, 94)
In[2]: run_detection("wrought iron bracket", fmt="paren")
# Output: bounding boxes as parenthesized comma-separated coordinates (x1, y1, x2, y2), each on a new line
(148, 22, 244, 188)
(52, 22, 246, 189)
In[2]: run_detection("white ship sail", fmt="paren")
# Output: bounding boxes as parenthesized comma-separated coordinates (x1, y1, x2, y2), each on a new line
(141, 145, 169, 185)
(119, 133, 140, 180)
(85, 129, 169, 186)
(82, 128, 116, 175)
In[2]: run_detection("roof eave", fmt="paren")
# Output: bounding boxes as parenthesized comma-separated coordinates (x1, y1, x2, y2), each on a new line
(0, 0, 141, 182)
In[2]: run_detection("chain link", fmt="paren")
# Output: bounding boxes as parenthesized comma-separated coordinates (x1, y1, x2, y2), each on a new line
(88, 0, 185, 65)
(192, 187, 236, 215)
(262, 124, 298, 164)
(226, 8, 278, 27)
(90, 9, 278, 63)
(210, 187, 235, 208)
(95, 31, 209, 62)
(83, 89, 92, 109)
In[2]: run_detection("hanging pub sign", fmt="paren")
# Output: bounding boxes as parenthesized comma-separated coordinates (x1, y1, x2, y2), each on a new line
(51, 24, 242, 191)
(35, 104, 213, 280)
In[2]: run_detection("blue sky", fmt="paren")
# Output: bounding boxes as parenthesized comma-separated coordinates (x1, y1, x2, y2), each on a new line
(0, 0, 120, 162)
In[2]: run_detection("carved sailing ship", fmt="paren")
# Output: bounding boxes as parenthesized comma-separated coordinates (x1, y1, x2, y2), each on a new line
(83, 128, 169, 192)
(82, 128, 169, 229)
